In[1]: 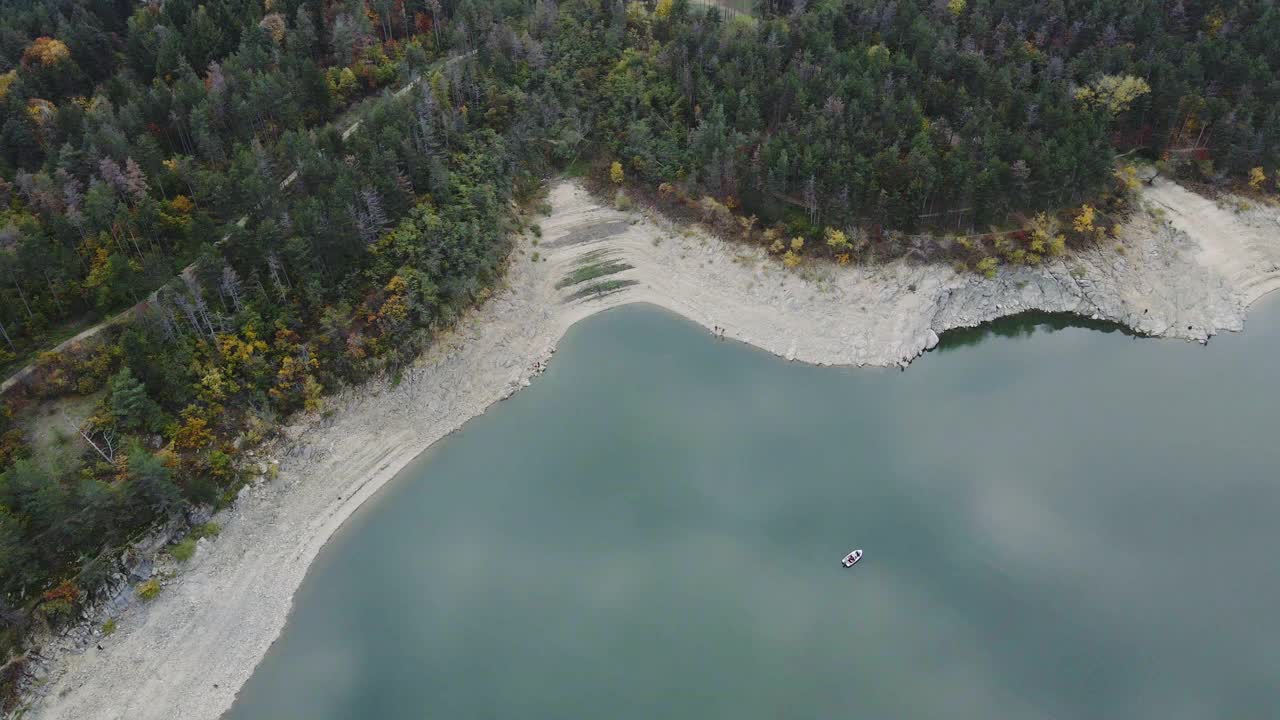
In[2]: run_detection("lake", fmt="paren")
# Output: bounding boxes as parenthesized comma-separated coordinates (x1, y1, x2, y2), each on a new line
(226, 301, 1280, 719)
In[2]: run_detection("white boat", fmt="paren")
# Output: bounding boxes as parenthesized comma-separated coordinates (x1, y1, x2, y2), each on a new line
(841, 549, 863, 568)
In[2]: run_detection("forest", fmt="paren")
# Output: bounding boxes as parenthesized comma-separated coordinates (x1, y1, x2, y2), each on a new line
(1, 0, 1278, 695)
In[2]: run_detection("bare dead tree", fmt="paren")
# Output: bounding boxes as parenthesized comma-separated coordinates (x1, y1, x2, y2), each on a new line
(183, 274, 217, 338)
(803, 174, 819, 225)
(220, 264, 245, 313)
(174, 294, 202, 338)
(9, 272, 32, 320)
(267, 253, 291, 297)
(0, 315, 14, 351)
(63, 411, 117, 463)
(151, 292, 181, 341)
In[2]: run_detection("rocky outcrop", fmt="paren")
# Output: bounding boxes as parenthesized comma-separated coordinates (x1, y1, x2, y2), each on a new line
(544, 178, 1280, 368)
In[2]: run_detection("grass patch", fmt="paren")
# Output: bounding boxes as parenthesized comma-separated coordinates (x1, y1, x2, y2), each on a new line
(168, 522, 220, 563)
(564, 279, 639, 302)
(573, 248, 619, 264)
(562, 158, 589, 179)
(137, 579, 161, 602)
(170, 538, 197, 562)
(21, 389, 107, 474)
(102, 619, 117, 636)
(191, 522, 221, 539)
(556, 261, 633, 289)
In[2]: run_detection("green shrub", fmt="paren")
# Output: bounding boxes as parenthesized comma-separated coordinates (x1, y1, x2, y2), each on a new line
(976, 257, 999, 279)
(41, 598, 75, 624)
(102, 619, 118, 635)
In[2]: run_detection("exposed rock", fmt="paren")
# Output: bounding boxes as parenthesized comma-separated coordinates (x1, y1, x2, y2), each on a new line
(184, 506, 213, 528)
(121, 554, 152, 583)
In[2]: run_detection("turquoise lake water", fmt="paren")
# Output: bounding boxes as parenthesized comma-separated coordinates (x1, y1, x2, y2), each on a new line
(227, 301, 1280, 719)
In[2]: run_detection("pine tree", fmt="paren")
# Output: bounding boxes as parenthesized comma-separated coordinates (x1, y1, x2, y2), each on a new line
(125, 448, 181, 515)
(110, 368, 161, 432)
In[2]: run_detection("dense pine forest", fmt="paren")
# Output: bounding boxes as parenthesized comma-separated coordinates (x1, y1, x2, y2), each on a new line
(1, 0, 1278, 696)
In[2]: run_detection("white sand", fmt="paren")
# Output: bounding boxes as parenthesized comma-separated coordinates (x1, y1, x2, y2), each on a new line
(22, 179, 1280, 720)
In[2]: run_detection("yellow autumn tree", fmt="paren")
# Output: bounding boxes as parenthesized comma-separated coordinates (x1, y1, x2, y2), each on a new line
(328, 67, 358, 101)
(1074, 75, 1151, 115)
(170, 195, 195, 214)
(1029, 212, 1066, 258)
(947, 0, 966, 16)
(610, 161, 625, 185)
(782, 250, 802, 268)
(197, 367, 237, 405)
(338, 67, 358, 95)
(378, 275, 410, 328)
(1249, 167, 1267, 190)
(1073, 204, 1096, 234)
(82, 243, 112, 291)
(1113, 163, 1141, 191)
(217, 329, 267, 368)
(824, 227, 850, 250)
(303, 375, 324, 413)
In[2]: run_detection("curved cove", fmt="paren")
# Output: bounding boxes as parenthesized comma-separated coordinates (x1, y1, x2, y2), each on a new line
(227, 301, 1280, 719)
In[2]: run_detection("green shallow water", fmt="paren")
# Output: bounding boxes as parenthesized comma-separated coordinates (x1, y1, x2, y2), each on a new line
(226, 301, 1280, 720)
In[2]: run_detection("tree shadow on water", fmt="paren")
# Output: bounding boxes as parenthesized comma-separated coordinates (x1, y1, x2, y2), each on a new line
(933, 311, 1135, 353)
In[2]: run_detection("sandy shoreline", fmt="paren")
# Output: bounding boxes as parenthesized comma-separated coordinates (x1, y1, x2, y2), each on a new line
(19, 179, 1280, 719)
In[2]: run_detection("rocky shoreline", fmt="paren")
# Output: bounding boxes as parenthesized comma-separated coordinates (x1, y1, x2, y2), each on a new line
(16, 178, 1280, 720)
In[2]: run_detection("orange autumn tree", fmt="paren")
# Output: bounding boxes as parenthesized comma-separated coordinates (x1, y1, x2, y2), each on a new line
(173, 408, 215, 451)
(23, 37, 71, 66)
